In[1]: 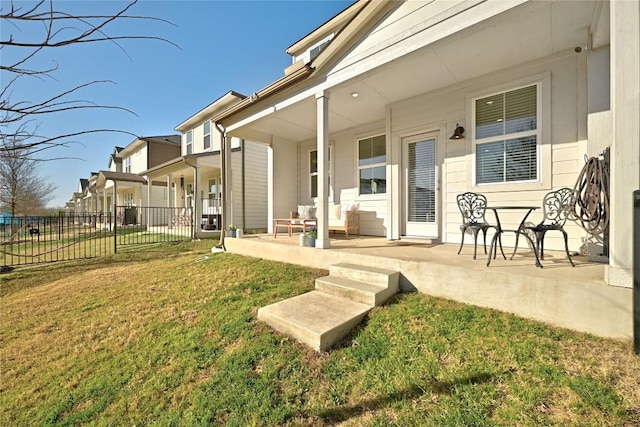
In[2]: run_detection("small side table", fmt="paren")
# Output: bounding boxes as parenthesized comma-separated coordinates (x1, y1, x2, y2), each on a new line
(486, 206, 541, 268)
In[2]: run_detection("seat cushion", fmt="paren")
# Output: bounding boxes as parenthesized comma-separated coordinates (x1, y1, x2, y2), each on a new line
(340, 203, 359, 220)
(297, 205, 316, 219)
(328, 218, 343, 227)
(329, 204, 342, 220)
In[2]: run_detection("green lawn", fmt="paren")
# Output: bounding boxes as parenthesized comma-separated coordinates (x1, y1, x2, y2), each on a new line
(1, 240, 638, 426)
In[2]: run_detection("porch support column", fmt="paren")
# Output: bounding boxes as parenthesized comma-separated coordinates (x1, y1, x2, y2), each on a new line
(166, 174, 172, 208)
(192, 164, 199, 238)
(113, 181, 118, 225)
(146, 178, 151, 226)
(138, 182, 143, 225)
(606, 0, 640, 288)
(316, 91, 330, 249)
(223, 134, 233, 232)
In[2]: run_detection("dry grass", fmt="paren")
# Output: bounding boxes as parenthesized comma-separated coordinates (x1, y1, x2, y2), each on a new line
(1, 240, 639, 426)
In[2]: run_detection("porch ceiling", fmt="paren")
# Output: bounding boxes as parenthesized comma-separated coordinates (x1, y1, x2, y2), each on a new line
(235, 1, 604, 143)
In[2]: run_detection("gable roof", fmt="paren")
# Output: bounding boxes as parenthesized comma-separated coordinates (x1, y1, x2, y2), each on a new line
(175, 91, 247, 132)
(285, 0, 364, 58)
(118, 135, 181, 158)
(96, 171, 147, 188)
(211, 0, 396, 125)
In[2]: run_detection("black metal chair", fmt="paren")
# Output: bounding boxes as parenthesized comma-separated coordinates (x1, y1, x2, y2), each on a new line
(513, 187, 576, 267)
(456, 192, 502, 260)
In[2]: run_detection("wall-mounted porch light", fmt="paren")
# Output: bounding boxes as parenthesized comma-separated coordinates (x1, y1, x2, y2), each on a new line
(449, 124, 465, 140)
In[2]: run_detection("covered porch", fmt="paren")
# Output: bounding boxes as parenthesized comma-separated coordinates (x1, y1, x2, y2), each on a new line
(144, 153, 223, 239)
(223, 233, 631, 340)
(213, 0, 637, 291)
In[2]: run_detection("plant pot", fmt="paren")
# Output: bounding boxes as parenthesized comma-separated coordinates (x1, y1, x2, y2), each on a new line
(229, 229, 236, 238)
(307, 237, 316, 247)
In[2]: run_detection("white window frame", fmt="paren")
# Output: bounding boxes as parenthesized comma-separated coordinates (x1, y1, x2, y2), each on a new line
(185, 130, 193, 155)
(357, 134, 387, 196)
(309, 145, 333, 200)
(470, 73, 551, 191)
(293, 33, 334, 64)
(123, 157, 131, 174)
(124, 192, 135, 207)
(203, 121, 211, 150)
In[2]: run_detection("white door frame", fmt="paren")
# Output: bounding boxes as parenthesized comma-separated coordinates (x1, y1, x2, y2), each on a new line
(402, 131, 440, 238)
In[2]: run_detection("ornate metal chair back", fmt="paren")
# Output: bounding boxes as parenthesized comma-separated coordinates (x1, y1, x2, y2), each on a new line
(457, 192, 489, 225)
(540, 188, 575, 228)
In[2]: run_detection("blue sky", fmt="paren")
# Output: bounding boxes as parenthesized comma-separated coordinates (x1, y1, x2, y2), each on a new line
(2, 0, 352, 207)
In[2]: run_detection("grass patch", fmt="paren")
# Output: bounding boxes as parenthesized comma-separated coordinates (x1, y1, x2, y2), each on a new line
(1, 240, 639, 426)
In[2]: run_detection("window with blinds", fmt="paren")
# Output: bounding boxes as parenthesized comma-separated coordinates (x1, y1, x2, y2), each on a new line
(474, 84, 538, 184)
(408, 139, 436, 222)
(186, 130, 193, 155)
(358, 135, 386, 195)
(203, 121, 211, 150)
(310, 147, 331, 198)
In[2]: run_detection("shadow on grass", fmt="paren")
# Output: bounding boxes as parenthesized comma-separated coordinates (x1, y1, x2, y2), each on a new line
(313, 372, 495, 423)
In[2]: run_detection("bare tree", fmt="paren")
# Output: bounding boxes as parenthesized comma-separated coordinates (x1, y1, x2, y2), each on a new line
(0, 0, 178, 156)
(0, 134, 56, 231)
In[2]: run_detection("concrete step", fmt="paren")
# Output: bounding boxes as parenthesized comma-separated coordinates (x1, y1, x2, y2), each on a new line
(257, 290, 372, 352)
(330, 263, 400, 289)
(315, 275, 394, 306)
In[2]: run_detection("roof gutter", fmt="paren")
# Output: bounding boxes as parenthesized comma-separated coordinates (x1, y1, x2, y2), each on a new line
(212, 63, 313, 124)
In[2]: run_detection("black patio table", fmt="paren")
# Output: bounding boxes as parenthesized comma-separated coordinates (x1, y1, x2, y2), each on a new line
(486, 206, 542, 268)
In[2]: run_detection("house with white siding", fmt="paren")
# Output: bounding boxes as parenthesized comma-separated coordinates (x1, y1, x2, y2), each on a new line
(212, 0, 637, 296)
(91, 135, 180, 225)
(70, 178, 90, 216)
(143, 91, 268, 238)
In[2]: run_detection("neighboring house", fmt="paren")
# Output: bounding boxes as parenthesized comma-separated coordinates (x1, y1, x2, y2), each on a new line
(69, 172, 100, 224)
(70, 178, 90, 216)
(89, 136, 180, 225)
(211, 1, 638, 289)
(74, 146, 124, 218)
(144, 91, 268, 237)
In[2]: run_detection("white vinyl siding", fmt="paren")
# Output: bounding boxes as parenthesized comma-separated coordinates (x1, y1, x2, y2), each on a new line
(298, 127, 388, 237)
(389, 55, 580, 252)
(242, 141, 268, 230)
(228, 141, 268, 230)
(149, 185, 167, 207)
(473, 84, 540, 184)
(129, 146, 147, 174)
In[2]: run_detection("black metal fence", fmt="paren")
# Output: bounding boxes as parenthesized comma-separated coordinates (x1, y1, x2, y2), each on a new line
(1, 207, 193, 268)
(1, 213, 113, 268)
(114, 206, 193, 247)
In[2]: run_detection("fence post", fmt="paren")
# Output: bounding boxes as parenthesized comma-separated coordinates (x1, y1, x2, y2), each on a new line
(114, 204, 118, 254)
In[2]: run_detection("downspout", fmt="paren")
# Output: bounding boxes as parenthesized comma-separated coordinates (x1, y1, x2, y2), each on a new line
(241, 138, 246, 231)
(183, 157, 198, 240)
(215, 122, 227, 250)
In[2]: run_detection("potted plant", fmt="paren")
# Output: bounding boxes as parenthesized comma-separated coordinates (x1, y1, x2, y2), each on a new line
(229, 224, 237, 238)
(307, 227, 318, 247)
